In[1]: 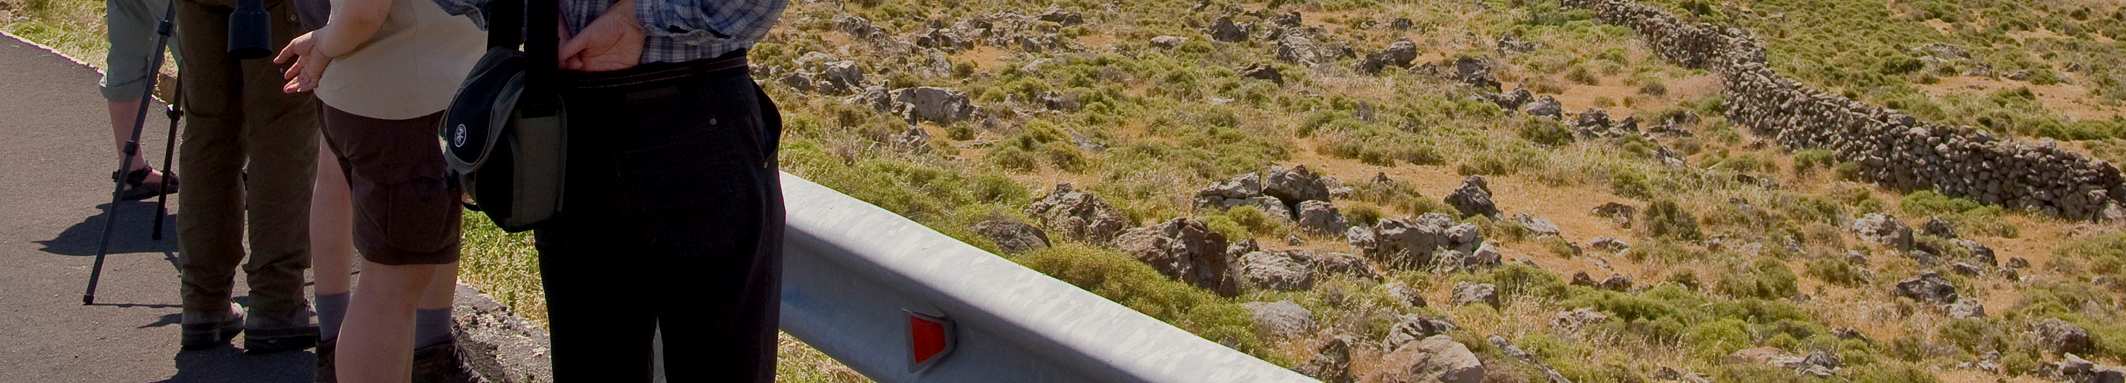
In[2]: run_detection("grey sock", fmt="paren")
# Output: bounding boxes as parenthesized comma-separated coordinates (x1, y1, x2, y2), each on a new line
(316, 293, 349, 341)
(414, 308, 454, 348)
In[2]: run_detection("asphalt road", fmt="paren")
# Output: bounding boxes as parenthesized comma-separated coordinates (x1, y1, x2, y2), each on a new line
(0, 34, 316, 382)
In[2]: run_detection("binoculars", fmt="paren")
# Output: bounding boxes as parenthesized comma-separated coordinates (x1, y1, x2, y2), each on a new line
(227, 0, 272, 59)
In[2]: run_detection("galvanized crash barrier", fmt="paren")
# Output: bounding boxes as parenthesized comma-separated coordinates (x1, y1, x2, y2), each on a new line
(773, 173, 1314, 383)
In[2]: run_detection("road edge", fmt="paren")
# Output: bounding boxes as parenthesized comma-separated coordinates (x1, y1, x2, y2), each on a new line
(453, 283, 555, 383)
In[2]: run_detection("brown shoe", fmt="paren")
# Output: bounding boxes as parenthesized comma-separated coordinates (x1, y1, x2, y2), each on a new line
(411, 338, 476, 383)
(179, 303, 243, 351)
(314, 338, 337, 383)
(243, 307, 319, 354)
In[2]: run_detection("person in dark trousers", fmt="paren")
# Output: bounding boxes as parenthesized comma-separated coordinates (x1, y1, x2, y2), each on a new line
(171, 0, 320, 353)
(433, 0, 788, 380)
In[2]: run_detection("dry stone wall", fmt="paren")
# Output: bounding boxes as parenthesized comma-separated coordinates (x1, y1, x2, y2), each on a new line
(1562, 0, 2126, 220)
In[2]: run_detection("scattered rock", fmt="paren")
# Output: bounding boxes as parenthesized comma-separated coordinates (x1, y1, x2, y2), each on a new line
(1242, 301, 1314, 339)
(2033, 319, 2095, 355)
(1852, 213, 1915, 250)
(1589, 237, 1630, 253)
(1592, 202, 1636, 228)
(1208, 16, 1250, 42)
(1726, 347, 1835, 377)
(1358, 39, 1419, 74)
(890, 126, 930, 152)
(1488, 335, 1571, 383)
(1950, 262, 1984, 277)
(1922, 217, 1958, 238)
(1371, 335, 1485, 383)
(1383, 315, 1459, 350)
(2059, 353, 2126, 383)
(1947, 298, 1985, 319)
(1521, 96, 1563, 119)
(1388, 18, 1413, 30)
(1444, 176, 1500, 218)
(1265, 165, 1335, 205)
(2007, 257, 2031, 269)
(1114, 219, 1238, 295)
(1239, 63, 1283, 85)
(1384, 282, 1427, 307)
(1573, 108, 1614, 136)
(971, 219, 1050, 254)
(1486, 88, 1533, 112)
(1275, 34, 1350, 67)
(1314, 252, 1379, 280)
(1296, 335, 1358, 383)
(1352, 213, 1484, 269)
(1512, 213, 1561, 237)
(1894, 272, 1958, 305)
(1239, 250, 1315, 291)
(890, 87, 977, 124)
(1655, 366, 1711, 383)
(1036, 8, 1083, 25)
(1600, 274, 1633, 291)
(1452, 57, 1501, 91)
(1150, 35, 1187, 49)
(1296, 200, 1349, 235)
(1028, 184, 1130, 243)
(1496, 34, 1538, 54)
(915, 28, 973, 52)
(1551, 308, 1610, 332)
(1451, 282, 1499, 307)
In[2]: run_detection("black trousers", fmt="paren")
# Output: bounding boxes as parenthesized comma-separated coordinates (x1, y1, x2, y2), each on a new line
(534, 55, 784, 382)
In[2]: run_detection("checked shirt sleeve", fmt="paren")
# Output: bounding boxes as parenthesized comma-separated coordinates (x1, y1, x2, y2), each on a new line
(635, 0, 787, 48)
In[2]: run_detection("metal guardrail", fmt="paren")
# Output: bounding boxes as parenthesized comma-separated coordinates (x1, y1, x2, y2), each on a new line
(773, 173, 1315, 383)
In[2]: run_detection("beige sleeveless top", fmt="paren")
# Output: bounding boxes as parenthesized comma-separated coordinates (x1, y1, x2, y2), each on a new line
(315, 0, 486, 120)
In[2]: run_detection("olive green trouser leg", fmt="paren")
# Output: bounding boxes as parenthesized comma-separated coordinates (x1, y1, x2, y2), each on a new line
(174, 0, 318, 318)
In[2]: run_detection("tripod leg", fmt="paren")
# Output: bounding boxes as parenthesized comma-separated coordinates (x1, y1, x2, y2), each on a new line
(151, 77, 182, 241)
(86, 0, 179, 305)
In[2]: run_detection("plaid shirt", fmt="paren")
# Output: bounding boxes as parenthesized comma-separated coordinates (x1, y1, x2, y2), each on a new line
(434, 0, 786, 64)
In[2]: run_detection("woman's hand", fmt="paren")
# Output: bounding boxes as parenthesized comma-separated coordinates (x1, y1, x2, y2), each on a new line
(558, 0, 643, 72)
(274, 31, 333, 93)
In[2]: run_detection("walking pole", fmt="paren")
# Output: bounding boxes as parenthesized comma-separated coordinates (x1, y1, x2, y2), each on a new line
(86, 0, 180, 305)
(150, 76, 182, 241)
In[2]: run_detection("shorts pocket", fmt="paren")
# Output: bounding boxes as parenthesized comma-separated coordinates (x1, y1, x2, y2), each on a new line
(359, 175, 462, 255)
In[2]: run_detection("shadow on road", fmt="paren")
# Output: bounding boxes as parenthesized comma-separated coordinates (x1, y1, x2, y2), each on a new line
(36, 201, 181, 257)
(155, 347, 315, 383)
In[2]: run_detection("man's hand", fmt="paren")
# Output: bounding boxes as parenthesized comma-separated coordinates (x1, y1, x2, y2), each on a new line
(274, 31, 332, 93)
(558, 0, 643, 72)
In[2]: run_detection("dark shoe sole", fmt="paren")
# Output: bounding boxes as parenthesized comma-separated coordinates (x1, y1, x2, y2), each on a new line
(179, 320, 242, 351)
(411, 338, 475, 383)
(243, 326, 320, 354)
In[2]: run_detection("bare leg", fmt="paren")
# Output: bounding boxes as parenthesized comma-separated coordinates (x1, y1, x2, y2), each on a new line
(419, 262, 457, 310)
(312, 137, 354, 297)
(337, 261, 441, 382)
(107, 99, 163, 183)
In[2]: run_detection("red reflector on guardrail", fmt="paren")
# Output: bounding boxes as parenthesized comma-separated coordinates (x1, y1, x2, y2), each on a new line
(907, 310, 955, 373)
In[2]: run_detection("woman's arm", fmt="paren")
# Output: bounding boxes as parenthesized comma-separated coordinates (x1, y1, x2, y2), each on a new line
(314, 0, 395, 57)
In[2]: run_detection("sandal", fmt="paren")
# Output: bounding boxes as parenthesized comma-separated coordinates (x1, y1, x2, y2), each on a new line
(111, 166, 179, 201)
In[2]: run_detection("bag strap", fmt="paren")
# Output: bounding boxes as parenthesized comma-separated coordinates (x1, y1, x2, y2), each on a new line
(483, 0, 558, 116)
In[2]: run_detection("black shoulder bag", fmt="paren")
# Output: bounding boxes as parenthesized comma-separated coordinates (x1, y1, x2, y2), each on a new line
(442, 0, 567, 232)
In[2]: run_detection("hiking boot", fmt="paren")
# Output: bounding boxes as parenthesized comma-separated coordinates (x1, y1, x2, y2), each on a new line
(179, 303, 243, 351)
(314, 338, 337, 383)
(242, 306, 319, 354)
(410, 337, 476, 383)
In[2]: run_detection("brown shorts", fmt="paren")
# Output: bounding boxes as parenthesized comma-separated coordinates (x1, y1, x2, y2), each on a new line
(321, 106, 463, 265)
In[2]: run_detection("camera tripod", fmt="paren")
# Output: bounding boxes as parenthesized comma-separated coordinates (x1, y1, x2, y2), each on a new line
(83, 0, 183, 306)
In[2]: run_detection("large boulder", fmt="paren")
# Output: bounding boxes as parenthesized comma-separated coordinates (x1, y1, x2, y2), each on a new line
(890, 87, 977, 124)
(1351, 213, 1483, 270)
(1265, 165, 1335, 206)
(2033, 319, 2096, 355)
(971, 219, 1050, 254)
(1295, 200, 1349, 235)
(1851, 213, 1915, 250)
(1314, 252, 1378, 280)
(1114, 218, 1238, 295)
(1028, 184, 1130, 243)
(1894, 272, 1957, 305)
(1512, 213, 1561, 237)
(1452, 57, 1501, 92)
(1296, 335, 1358, 383)
(1434, 242, 1502, 272)
(1358, 39, 1420, 74)
(1370, 335, 1485, 383)
(1444, 176, 1500, 218)
(1238, 250, 1315, 291)
(1242, 301, 1314, 339)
